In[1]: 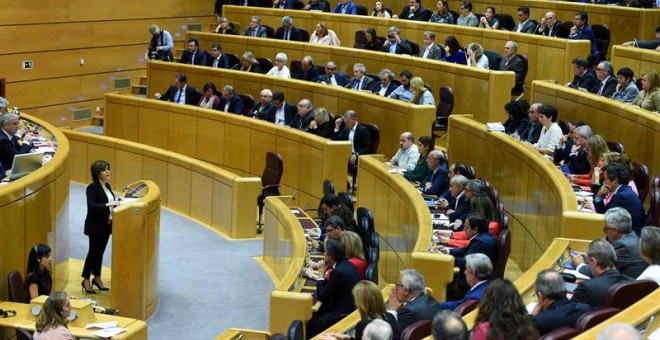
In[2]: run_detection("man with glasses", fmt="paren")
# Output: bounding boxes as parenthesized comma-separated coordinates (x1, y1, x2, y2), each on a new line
(589, 61, 618, 97)
(438, 253, 492, 311)
(297, 56, 323, 82)
(275, 16, 303, 41)
(371, 69, 397, 97)
(243, 16, 267, 37)
(317, 61, 350, 87)
(207, 44, 229, 69)
(567, 57, 596, 91)
(536, 12, 563, 37)
(248, 89, 275, 118)
(386, 269, 441, 337)
(554, 123, 591, 175)
(289, 99, 314, 131)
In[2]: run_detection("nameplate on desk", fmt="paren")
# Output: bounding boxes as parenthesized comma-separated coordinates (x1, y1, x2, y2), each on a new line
(28, 296, 96, 327)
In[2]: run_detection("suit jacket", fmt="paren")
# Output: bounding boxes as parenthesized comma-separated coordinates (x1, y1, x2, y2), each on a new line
(289, 113, 314, 131)
(84, 180, 115, 236)
(569, 71, 597, 90)
(179, 49, 208, 66)
(589, 76, 618, 97)
(439, 280, 490, 311)
(243, 26, 268, 38)
(0, 130, 32, 172)
(536, 21, 563, 37)
(332, 1, 358, 14)
(249, 102, 275, 119)
(520, 121, 542, 144)
(398, 5, 431, 21)
(594, 184, 645, 235)
(207, 54, 230, 69)
(317, 72, 351, 87)
(265, 102, 297, 125)
(380, 40, 413, 55)
(500, 55, 525, 83)
(420, 163, 449, 196)
(371, 82, 398, 97)
(392, 294, 441, 339)
(531, 298, 590, 335)
(218, 94, 245, 115)
(515, 20, 537, 34)
(332, 124, 372, 156)
(571, 269, 633, 308)
(316, 259, 360, 315)
(570, 25, 599, 57)
(345, 76, 375, 91)
(450, 232, 497, 269)
(553, 141, 590, 175)
(578, 233, 649, 279)
(275, 26, 304, 41)
(309, 121, 334, 139)
(447, 193, 470, 223)
(419, 43, 443, 60)
(159, 85, 202, 105)
(274, 0, 295, 9)
(297, 66, 323, 82)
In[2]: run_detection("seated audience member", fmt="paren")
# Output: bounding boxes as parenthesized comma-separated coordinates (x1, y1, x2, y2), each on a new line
(386, 269, 441, 337)
(345, 63, 375, 91)
(442, 35, 466, 65)
(622, 25, 660, 51)
(322, 215, 346, 242)
(554, 124, 591, 175)
(529, 270, 590, 336)
(26, 244, 53, 300)
(198, 82, 221, 110)
(235, 0, 259, 6)
(456, 2, 478, 27)
(514, 7, 535, 33)
(403, 136, 433, 182)
(473, 279, 537, 339)
(536, 12, 563, 37)
(638, 226, 660, 284)
(218, 85, 244, 115)
(601, 153, 639, 205)
(266, 52, 291, 78)
(33, 291, 75, 340)
(304, 0, 330, 11)
(266, 92, 297, 125)
(178, 39, 208, 65)
(154, 73, 202, 106)
(317, 61, 350, 87)
(502, 99, 529, 135)
(419, 150, 449, 196)
(410, 77, 435, 105)
(429, 0, 454, 24)
(207, 44, 230, 69)
(214, 17, 238, 35)
(391, 132, 420, 170)
(308, 107, 335, 138)
(333, 0, 358, 14)
(611, 67, 640, 103)
(631, 69, 660, 112)
(590, 61, 618, 97)
(572, 239, 634, 308)
(332, 205, 358, 233)
(275, 16, 303, 41)
(567, 57, 596, 90)
(439, 253, 492, 310)
(438, 194, 501, 247)
(419, 31, 443, 60)
(306, 239, 360, 338)
(363, 319, 394, 340)
(499, 41, 524, 84)
(532, 105, 562, 155)
(310, 22, 341, 46)
(573, 208, 648, 278)
(380, 27, 413, 55)
(398, 0, 431, 21)
(519, 103, 543, 144)
(597, 323, 643, 340)
(248, 89, 275, 119)
(0, 112, 33, 171)
(388, 70, 414, 102)
(290, 99, 314, 131)
(371, 69, 398, 96)
(466, 43, 488, 69)
(0, 96, 8, 114)
(568, 12, 598, 59)
(342, 231, 367, 279)
(332, 110, 372, 176)
(436, 175, 470, 223)
(435, 213, 497, 270)
(437, 163, 475, 205)
(372, 1, 391, 18)
(317, 193, 339, 225)
(363, 28, 383, 51)
(148, 25, 174, 61)
(478, 7, 499, 30)
(239, 51, 261, 73)
(273, 0, 294, 9)
(571, 135, 609, 186)
(432, 310, 468, 340)
(243, 16, 267, 37)
(594, 163, 645, 235)
(298, 56, 323, 82)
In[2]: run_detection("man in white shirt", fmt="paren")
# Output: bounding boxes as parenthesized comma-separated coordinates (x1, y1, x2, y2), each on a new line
(515, 6, 536, 34)
(419, 31, 442, 60)
(371, 69, 397, 97)
(390, 132, 420, 171)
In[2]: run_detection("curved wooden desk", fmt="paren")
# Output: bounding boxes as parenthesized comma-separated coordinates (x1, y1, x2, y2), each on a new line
(610, 45, 660, 82)
(0, 113, 70, 301)
(531, 80, 660, 181)
(188, 31, 514, 124)
(222, 5, 589, 86)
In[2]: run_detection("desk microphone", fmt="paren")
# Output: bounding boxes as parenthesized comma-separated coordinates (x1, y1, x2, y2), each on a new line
(284, 191, 297, 206)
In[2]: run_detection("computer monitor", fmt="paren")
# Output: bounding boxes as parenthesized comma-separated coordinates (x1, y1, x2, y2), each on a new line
(9, 152, 45, 179)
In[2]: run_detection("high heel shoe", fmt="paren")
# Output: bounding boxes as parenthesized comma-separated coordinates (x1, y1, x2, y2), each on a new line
(81, 280, 96, 294)
(92, 278, 110, 291)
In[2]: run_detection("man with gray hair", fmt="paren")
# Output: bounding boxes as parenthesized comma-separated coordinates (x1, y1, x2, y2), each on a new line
(419, 150, 449, 196)
(290, 99, 314, 131)
(419, 31, 442, 60)
(345, 63, 374, 91)
(297, 56, 323, 82)
(437, 174, 470, 223)
(275, 16, 303, 41)
(554, 123, 591, 175)
(529, 269, 590, 335)
(243, 15, 267, 37)
(597, 323, 642, 340)
(571, 238, 634, 308)
(148, 25, 174, 61)
(371, 69, 397, 96)
(1, 112, 33, 172)
(573, 207, 648, 278)
(0, 97, 9, 114)
(499, 41, 524, 84)
(431, 310, 468, 340)
(438, 253, 492, 310)
(218, 84, 244, 115)
(387, 269, 441, 337)
(391, 132, 420, 171)
(362, 319, 393, 340)
(590, 61, 618, 97)
(380, 27, 412, 55)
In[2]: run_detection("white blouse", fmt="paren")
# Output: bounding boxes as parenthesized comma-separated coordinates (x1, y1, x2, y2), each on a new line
(266, 66, 291, 78)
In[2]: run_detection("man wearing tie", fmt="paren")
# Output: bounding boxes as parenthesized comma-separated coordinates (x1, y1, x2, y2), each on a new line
(0, 112, 33, 172)
(243, 16, 268, 37)
(590, 61, 618, 98)
(317, 61, 350, 87)
(178, 39, 208, 66)
(275, 16, 303, 41)
(289, 99, 315, 131)
(207, 44, 230, 69)
(345, 63, 374, 91)
(154, 73, 202, 106)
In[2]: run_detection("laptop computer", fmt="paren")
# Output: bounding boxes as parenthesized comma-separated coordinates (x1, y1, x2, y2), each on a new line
(8, 152, 45, 181)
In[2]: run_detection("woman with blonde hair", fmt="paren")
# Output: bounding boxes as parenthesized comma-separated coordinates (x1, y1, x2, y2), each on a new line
(214, 17, 238, 34)
(239, 51, 261, 73)
(466, 43, 489, 69)
(341, 231, 367, 279)
(631, 69, 660, 112)
(571, 135, 610, 186)
(409, 77, 435, 105)
(33, 291, 75, 340)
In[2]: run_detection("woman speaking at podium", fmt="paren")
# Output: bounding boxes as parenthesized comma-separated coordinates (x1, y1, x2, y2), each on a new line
(81, 160, 119, 294)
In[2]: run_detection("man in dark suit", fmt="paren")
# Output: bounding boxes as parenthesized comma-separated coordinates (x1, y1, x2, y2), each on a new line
(297, 56, 323, 82)
(317, 61, 350, 87)
(567, 57, 596, 90)
(519, 103, 543, 144)
(514, 7, 536, 34)
(274, 16, 304, 41)
(571, 239, 634, 309)
(590, 61, 618, 98)
(438, 253, 492, 310)
(248, 89, 275, 118)
(380, 27, 413, 55)
(243, 15, 268, 37)
(306, 239, 360, 338)
(438, 213, 497, 269)
(419, 150, 449, 196)
(289, 99, 315, 131)
(499, 41, 524, 84)
(386, 269, 441, 339)
(398, 0, 431, 21)
(155, 73, 202, 106)
(438, 175, 470, 223)
(178, 39, 208, 66)
(419, 31, 443, 60)
(218, 85, 244, 115)
(207, 43, 230, 69)
(371, 69, 398, 97)
(0, 112, 33, 172)
(332, 110, 372, 183)
(304, 0, 331, 11)
(345, 63, 374, 91)
(234, 0, 259, 6)
(273, 0, 295, 9)
(568, 12, 598, 58)
(535, 12, 563, 37)
(530, 270, 590, 336)
(594, 163, 646, 235)
(265, 91, 297, 125)
(332, 0, 358, 15)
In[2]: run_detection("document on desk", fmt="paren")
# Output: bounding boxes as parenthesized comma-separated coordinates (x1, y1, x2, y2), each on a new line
(562, 269, 590, 280)
(92, 327, 126, 337)
(87, 321, 118, 329)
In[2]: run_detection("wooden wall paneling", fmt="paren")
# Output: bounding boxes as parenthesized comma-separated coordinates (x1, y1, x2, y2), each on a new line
(611, 45, 660, 82)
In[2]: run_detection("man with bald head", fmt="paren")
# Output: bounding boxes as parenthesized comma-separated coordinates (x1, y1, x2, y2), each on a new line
(390, 132, 420, 171)
(432, 310, 468, 340)
(297, 56, 323, 82)
(289, 99, 314, 131)
(248, 89, 275, 118)
(536, 12, 563, 37)
(519, 103, 543, 144)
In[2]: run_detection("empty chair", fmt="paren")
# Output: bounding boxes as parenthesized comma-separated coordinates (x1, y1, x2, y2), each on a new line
(8, 270, 29, 303)
(257, 152, 284, 231)
(356, 207, 375, 234)
(226, 54, 241, 69)
(289, 60, 302, 79)
(337, 192, 354, 213)
(604, 280, 658, 310)
(408, 40, 420, 56)
(365, 263, 378, 284)
(647, 177, 660, 226)
(367, 247, 379, 265)
(495, 13, 515, 31)
(454, 299, 478, 316)
(354, 30, 367, 49)
(492, 229, 511, 279)
(449, 10, 459, 23)
(298, 28, 310, 42)
(292, 0, 305, 9)
(237, 93, 255, 114)
(538, 327, 580, 340)
(483, 50, 502, 70)
(592, 24, 610, 62)
(606, 141, 624, 154)
(400, 320, 432, 340)
(371, 232, 380, 253)
(432, 87, 454, 140)
(256, 57, 273, 74)
(575, 307, 621, 332)
(558, 120, 571, 135)
(323, 179, 335, 195)
(355, 3, 368, 15)
(262, 25, 275, 38)
(631, 162, 649, 204)
(287, 320, 304, 340)
(558, 22, 574, 39)
(15, 329, 34, 340)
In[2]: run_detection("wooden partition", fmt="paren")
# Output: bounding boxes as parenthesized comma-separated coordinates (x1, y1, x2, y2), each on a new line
(61, 130, 262, 239)
(222, 6, 590, 86)
(189, 32, 514, 124)
(103, 92, 352, 214)
(0, 113, 70, 301)
(531, 80, 660, 180)
(447, 115, 603, 270)
(610, 44, 660, 80)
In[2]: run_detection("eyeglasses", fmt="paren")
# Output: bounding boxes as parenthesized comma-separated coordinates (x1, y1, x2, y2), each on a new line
(602, 227, 615, 233)
(0, 309, 16, 318)
(395, 283, 405, 289)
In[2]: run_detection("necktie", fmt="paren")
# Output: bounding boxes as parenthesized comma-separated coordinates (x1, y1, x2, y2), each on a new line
(355, 80, 361, 90)
(252, 29, 257, 37)
(598, 82, 605, 95)
(176, 89, 183, 104)
(285, 30, 290, 40)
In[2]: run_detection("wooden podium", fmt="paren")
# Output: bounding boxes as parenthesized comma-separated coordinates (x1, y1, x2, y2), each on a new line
(111, 180, 161, 320)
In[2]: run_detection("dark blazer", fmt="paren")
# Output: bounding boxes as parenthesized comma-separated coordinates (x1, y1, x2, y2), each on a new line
(274, 0, 295, 9)
(332, 1, 358, 14)
(345, 76, 375, 91)
(289, 113, 315, 131)
(317, 72, 351, 87)
(391, 294, 441, 339)
(371, 82, 398, 97)
(316, 258, 360, 315)
(0, 130, 32, 171)
(265, 102, 297, 125)
(179, 49, 208, 66)
(398, 5, 431, 21)
(332, 124, 372, 156)
(439, 280, 490, 311)
(364, 40, 383, 51)
(218, 94, 245, 115)
(450, 232, 497, 269)
(557, 142, 590, 175)
(419, 43, 443, 60)
(536, 21, 563, 37)
(234, 0, 259, 6)
(380, 40, 413, 55)
(520, 121, 542, 144)
(571, 269, 633, 308)
(569, 70, 597, 90)
(84, 180, 115, 236)
(307, 0, 330, 11)
(249, 102, 275, 119)
(309, 121, 335, 139)
(570, 25, 598, 57)
(500, 55, 525, 83)
(243, 26, 268, 38)
(207, 54, 230, 69)
(515, 20, 537, 34)
(159, 85, 202, 105)
(297, 66, 323, 82)
(589, 76, 618, 97)
(594, 184, 646, 235)
(578, 233, 649, 279)
(531, 298, 590, 335)
(240, 62, 262, 73)
(420, 163, 449, 196)
(447, 193, 470, 223)
(275, 26, 303, 41)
